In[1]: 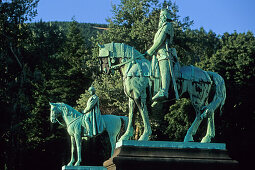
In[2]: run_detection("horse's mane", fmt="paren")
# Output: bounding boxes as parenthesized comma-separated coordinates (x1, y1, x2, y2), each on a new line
(104, 42, 144, 59)
(56, 103, 82, 118)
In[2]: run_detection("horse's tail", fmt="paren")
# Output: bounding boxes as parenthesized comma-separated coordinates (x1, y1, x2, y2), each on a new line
(120, 116, 129, 131)
(207, 71, 226, 116)
(116, 116, 129, 140)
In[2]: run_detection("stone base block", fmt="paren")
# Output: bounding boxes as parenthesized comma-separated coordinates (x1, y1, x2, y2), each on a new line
(103, 140, 238, 170)
(62, 166, 107, 170)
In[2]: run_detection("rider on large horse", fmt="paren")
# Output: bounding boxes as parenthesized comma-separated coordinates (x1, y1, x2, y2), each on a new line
(145, 7, 179, 102)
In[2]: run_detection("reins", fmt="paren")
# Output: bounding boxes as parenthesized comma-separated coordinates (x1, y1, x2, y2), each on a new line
(109, 54, 144, 70)
(56, 118, 65, 127)
(56, 103, 83, 129)
(66, 115, 83, 129)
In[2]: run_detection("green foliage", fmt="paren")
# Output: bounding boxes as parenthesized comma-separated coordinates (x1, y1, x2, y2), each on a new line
(77, 72, 128, 115)
(46, 20, 94, 105)
(206, 32, 255, 87)
(164, 99, 193, 141)
(183, 28, 220, 65)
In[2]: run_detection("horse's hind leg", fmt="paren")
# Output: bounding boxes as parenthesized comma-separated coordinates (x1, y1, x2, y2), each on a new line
(184, 104, 203, 142)
(184, 113, 202, 142)
(119, 98, 135, 141)
(67, 136, 75, 166)
(201, 112, 215, 143)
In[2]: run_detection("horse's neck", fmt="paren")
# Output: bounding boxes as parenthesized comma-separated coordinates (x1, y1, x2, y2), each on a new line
(119, 57, 150, 78)
(120, 62, 131, 78)
(60, 105, 80, 125)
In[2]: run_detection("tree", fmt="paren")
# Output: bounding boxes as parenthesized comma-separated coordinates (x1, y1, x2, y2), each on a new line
(195, 31, 255, 167)
(0, 0, 40, 169)
(46, 20, 93, 106)
(164, 98, 194, 141)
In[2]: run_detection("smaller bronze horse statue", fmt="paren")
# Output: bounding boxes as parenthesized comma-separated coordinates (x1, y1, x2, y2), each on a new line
(50, 102, 128, 166)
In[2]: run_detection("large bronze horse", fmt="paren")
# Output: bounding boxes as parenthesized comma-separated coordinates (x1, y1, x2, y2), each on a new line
(98, 42, 226, 143)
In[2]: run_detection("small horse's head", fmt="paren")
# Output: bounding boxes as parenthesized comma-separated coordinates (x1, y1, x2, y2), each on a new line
(49, 102, 60, 123)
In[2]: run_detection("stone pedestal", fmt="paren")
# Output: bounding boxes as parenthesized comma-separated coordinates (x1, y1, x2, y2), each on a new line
(103, 140, 238, 170)
(62, 166, 107, 170)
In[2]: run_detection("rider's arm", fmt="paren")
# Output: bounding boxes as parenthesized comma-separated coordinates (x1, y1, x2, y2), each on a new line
(146, 24, 169, 56)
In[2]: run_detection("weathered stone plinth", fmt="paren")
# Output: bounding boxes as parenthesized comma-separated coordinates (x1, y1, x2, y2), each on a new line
(62, 166, 107, 170)
(103, 140, 238, 170)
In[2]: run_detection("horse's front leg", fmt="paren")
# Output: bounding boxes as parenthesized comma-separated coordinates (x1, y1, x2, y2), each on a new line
(74, 134, 82, 166)
(67, 136, 75, 166)
(136, 98, 152, 141)
(108, 132, 116, 156)
(119, 98, 135, 141)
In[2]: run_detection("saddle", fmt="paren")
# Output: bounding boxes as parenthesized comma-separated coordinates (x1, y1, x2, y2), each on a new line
(179, 65, 212, 84)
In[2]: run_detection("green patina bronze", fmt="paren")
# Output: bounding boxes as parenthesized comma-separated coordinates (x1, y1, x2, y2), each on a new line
(116, 140, 226, 150)
(99, 42, 152, 141)
(50, 102, 128, 166)
(98, 8, 226, 143)
(82, 86, 105, 137)
(146, 8, 178, 101)
(98, 41, 226, 143)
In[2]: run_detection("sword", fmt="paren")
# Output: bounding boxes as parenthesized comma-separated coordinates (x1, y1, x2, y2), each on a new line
(166, 42, 180, 100)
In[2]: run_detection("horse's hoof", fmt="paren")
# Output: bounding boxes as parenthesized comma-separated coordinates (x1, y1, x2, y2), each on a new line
(119, 135, 130, 141)
(184, 135, 194, 142)
(138, 135, 149, 141)
(201, 136, 211, 143)
(67, 162, 73, 166)
(74, 161, 80, 166)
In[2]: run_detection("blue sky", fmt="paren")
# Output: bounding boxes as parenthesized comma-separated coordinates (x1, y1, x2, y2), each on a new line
(32, 0, 255, 35)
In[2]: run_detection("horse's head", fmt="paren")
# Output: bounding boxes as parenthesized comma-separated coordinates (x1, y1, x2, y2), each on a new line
(49, 102, 61, 123)
(98, 43, 121, 75)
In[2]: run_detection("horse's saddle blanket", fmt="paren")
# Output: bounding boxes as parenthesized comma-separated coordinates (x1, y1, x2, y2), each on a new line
(179, 65, 212, 84)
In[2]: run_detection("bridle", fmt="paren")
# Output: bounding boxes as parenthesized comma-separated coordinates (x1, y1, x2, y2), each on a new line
(51, 107, 65, 127)
(101, 52, 146, 76)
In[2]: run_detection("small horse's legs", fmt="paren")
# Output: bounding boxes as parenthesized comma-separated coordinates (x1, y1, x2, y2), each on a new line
(108, 133, 116, 156)
(136, 98, 152, 141)
(67, 136, 75, 166)
(119, 98, 135, 141)
(74, 134, 82, 166)
(201, 112, 215, 143)
(184, 114, 202, 142)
